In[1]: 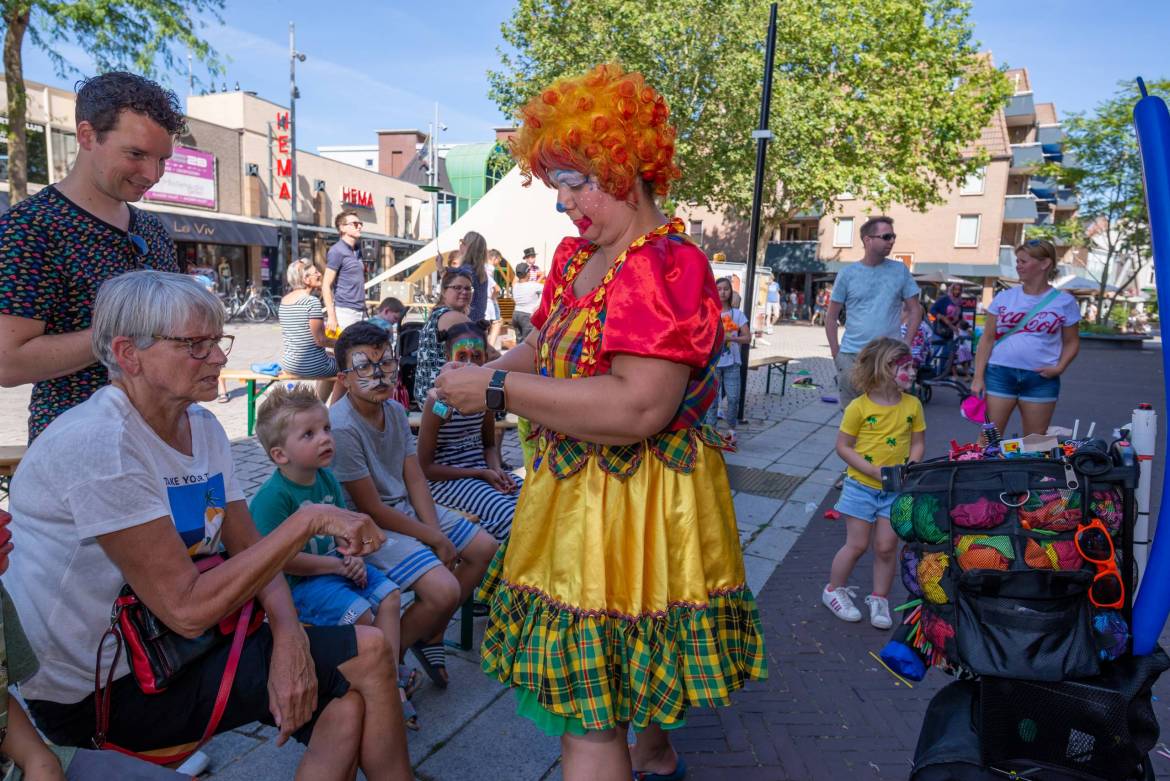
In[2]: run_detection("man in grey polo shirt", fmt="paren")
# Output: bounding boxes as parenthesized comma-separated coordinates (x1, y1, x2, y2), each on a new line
(825, 215, 920, 409)
(323, 210, 367, 333)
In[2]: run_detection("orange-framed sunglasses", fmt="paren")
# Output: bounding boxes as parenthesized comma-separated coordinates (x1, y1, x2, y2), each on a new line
(1074, 518, 1124, 610)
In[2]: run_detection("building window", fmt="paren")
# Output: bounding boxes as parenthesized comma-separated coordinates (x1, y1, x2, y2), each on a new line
(50, 128, 77, 182)
(959, 167, 986, 196)
(689, 219, 703, 240)
(0, 118, 49, 185)
(365, 158, 374, 168)
(832, 217, 854, 247)
(784, 226, 800, 241)
(955, 215, 981, 247)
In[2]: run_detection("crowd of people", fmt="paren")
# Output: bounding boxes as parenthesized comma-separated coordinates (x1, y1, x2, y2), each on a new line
(0, 62, 1092, 781)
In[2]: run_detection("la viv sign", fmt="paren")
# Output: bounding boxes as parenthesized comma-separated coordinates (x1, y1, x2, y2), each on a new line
(340, 187, 373, 208)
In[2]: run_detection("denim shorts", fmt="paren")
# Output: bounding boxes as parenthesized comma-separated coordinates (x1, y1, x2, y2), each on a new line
(984, 362, 1060, 403)
(291, 559, 399, 626)
(835, 477, 898, 523)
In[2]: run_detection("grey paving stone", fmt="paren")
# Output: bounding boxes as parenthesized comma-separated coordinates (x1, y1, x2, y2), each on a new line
(774, 499, 818, 527)
(733, 493, 783, 530)
(765, 461, 813, 478)
(743, 553, 779, 596)
(805, 468, 844, 486)
(404, 654, 510, 762)
(202, 730, 265, 775)
(818, 451, 847, 471)
(744, 522, 801, 563)
(205, 736, 304, 780)
(415, 687, 562, 781)
(723, 451, 774, 470)
(789, 480, 832, 507)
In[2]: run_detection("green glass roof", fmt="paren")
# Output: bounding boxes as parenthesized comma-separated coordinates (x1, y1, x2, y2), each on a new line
(445, 142, 510, 218)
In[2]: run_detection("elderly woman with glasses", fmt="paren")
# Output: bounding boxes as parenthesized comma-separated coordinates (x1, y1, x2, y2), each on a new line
(278, 257, 340, 402)
(5, 271, 414, 781)
(413, 267, 476, 408)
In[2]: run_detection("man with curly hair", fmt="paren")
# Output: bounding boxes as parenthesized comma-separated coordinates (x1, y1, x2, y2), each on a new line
(0, 72, 183, 441)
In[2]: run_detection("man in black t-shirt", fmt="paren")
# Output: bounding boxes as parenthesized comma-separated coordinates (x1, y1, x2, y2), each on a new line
(0, 72, 182, 441)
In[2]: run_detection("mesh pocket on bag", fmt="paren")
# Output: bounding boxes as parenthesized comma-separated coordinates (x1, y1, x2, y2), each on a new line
(1023, 538, 1084, 571)
(891, 494, 915, 541)
(1090, 488, 1124, 534)
(911, 493, 948, 544)
(901, 544, 922, 598)
(1019, 489, 1083, 532)
(950, 496, 1008, 530)
(954, 535, 1014, 571)
(919, 552, 951, 604)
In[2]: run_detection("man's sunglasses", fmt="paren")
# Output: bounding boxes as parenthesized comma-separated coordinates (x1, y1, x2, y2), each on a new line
(1075, 518, 1124, 609)
(868, 232, 897, 241)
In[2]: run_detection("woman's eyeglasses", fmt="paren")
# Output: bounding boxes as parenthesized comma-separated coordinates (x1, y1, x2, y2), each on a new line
(153, 334, 234, 360)
(1074, 518, 1124, 609)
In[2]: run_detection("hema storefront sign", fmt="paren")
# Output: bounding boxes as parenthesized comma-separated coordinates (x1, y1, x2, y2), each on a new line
(145, 146, 217, 209)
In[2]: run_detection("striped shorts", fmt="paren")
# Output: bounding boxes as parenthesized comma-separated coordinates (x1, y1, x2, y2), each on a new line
(365, 502, 481, 589)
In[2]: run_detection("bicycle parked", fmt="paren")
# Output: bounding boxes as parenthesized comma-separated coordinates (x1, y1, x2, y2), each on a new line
(223, 283, 276, 323)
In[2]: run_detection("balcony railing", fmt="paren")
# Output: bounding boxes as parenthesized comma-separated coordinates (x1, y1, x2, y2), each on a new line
(1037, 124, 1064, 154)
(1054, 189, 1078, 210)
(765, 240, 820, 272)
(1011, 144, 1044, 172)
(1005, 92, 1036, 126)
(1028, 176, 1057, 201)
(1003, 195, 1039, 223)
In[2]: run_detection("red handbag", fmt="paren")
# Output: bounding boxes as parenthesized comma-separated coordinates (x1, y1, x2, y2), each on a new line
(94, 554, 265, 764)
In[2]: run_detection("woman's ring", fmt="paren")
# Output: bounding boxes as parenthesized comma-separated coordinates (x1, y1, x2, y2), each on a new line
(361, 538, 373, 545)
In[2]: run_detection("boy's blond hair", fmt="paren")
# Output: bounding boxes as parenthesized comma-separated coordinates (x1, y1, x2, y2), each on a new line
(851, 337, 911, 395)
(256, 384, 326, 458)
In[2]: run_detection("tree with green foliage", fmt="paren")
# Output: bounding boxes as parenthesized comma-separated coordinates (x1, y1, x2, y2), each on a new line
(489, 0, 1011, 254)
(1032, 79, 1168, 326)
(0, 0, 224, 205)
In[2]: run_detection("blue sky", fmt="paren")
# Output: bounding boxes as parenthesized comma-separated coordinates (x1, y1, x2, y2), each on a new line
(13, 0, 1170, 152)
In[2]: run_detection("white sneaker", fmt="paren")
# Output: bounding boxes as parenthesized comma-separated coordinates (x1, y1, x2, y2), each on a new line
(865, 594, 892, 629)
(822, 586, 861, 622)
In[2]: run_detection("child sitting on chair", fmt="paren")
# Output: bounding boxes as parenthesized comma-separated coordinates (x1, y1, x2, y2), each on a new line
(417, 321, 521, 543)
(824, 338, 926, 630)
(329, 322, 498, 690)
(250, 385, 418, 729)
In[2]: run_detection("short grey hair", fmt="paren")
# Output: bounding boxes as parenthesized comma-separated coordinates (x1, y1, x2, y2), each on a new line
(93, 270, 225, 378)
(286, 257, 314, 289)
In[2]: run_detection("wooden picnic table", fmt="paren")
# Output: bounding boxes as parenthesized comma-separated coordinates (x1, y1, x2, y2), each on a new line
(748, 354, 796, 395)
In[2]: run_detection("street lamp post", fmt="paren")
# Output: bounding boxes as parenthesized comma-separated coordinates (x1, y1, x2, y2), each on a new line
(289, 22, 306, 265)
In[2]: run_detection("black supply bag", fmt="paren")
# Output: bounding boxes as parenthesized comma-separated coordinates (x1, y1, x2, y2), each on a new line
(955, 569, 1098, 681)
(978, 647, 1169, 780)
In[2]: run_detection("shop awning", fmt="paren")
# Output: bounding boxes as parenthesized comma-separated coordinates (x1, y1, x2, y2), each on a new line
(154, 211, 280, 247)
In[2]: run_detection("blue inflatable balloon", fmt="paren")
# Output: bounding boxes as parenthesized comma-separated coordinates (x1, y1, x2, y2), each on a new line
(1131, 78, 1170, 655)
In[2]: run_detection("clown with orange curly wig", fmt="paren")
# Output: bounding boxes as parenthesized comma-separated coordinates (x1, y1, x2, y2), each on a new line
(432, 63, 766, 781)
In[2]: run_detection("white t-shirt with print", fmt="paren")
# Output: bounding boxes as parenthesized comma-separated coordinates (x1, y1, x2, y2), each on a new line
(6, 385, 244, 703)
(987, 286, 1081, 371)
(717, 308, 749, 368)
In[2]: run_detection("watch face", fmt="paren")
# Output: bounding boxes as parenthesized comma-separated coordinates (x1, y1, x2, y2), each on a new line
(486, 387, 506, 411)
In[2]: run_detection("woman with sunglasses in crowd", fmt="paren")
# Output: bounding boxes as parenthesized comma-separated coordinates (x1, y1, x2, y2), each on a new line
(413, 268, 476, 409)
(971, 238, 1081, 436)
(434, 63, 766, 780)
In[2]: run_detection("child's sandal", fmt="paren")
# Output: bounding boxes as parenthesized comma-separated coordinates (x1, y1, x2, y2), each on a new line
(411, 641, 449, 689)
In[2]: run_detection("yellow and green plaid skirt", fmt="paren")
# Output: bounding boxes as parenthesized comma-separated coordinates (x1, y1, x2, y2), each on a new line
(479, 438, 767, 733)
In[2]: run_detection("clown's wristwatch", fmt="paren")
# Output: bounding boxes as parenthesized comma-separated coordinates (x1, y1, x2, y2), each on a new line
(485, 370, 508, 412)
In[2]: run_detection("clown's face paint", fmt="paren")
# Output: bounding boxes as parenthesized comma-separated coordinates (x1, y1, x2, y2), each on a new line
(448, 336, 486, 366)
(343, 346, 398, 403)
(551, 168, 604, 236)
(893, 355, 917, 391)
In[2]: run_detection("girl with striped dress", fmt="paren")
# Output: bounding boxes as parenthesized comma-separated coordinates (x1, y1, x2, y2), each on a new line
(417, 321, 520, 542)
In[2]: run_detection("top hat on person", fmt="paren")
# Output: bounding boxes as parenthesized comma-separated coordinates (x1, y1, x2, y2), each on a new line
(522, 247, 536, 259)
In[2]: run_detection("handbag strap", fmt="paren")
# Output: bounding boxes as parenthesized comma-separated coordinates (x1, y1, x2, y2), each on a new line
(994, 288, 1061, 343)
(94, 599, 255, 766)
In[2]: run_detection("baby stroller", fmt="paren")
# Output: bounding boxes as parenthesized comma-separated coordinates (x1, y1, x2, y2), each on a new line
(913, 334, 970, 404)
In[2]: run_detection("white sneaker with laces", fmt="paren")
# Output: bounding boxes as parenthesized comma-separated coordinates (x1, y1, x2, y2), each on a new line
(865, 594, 892, 629)
(822, 585, 861, 622)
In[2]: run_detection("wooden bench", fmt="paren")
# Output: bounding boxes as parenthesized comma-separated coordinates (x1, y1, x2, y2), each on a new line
(748, 354, 795, 395)
(220, 368, 323, 437)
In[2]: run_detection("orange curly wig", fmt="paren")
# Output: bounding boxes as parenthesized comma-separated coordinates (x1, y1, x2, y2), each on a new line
(510, 63, 681, 201)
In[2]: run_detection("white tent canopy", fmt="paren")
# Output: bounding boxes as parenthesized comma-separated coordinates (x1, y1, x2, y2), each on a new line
(366, 166, 573, 290)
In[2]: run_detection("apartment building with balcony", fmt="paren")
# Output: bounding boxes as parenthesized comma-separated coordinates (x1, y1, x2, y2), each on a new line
(677, 64, 1077, 303)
